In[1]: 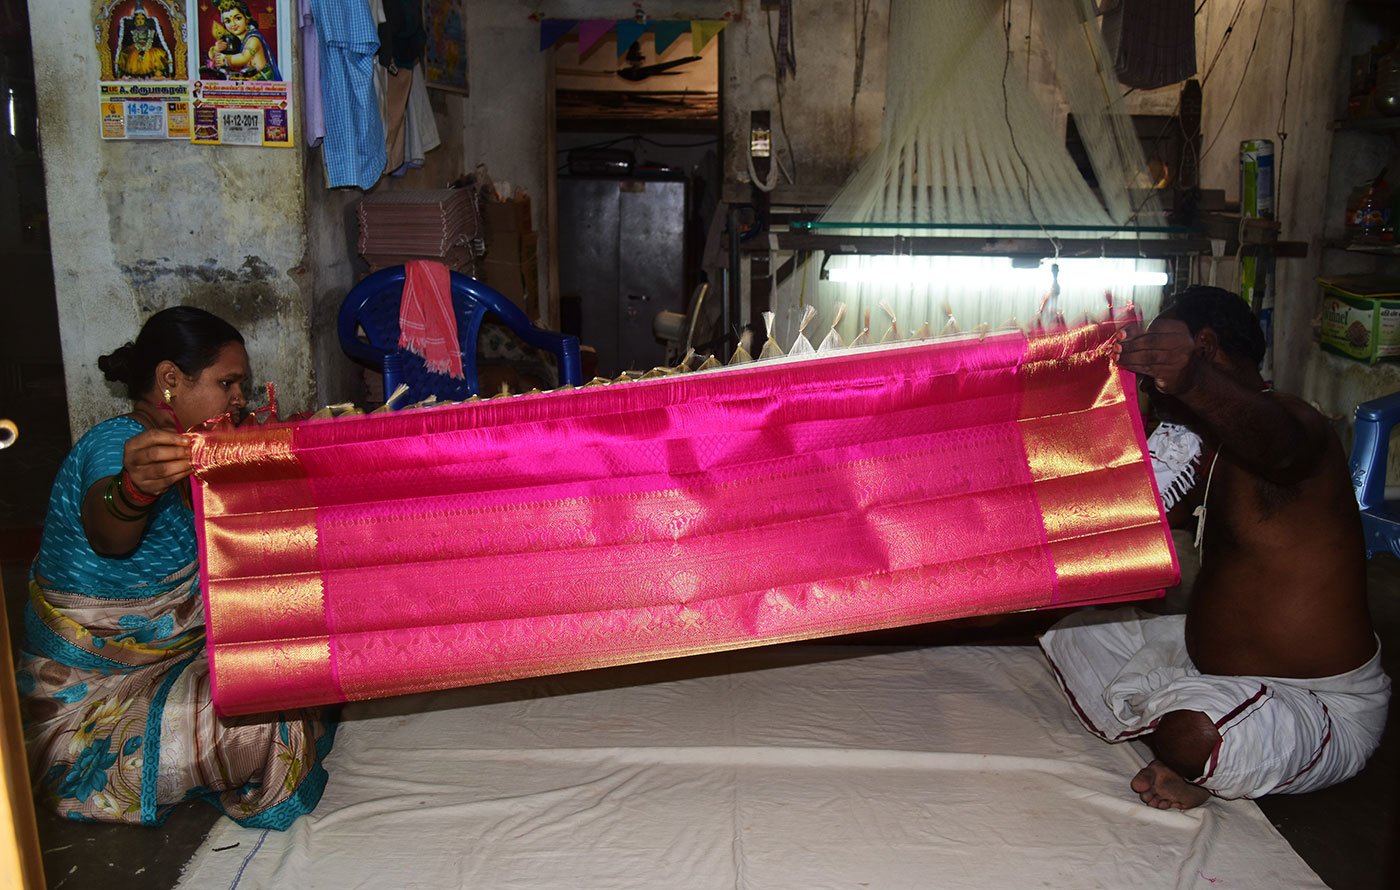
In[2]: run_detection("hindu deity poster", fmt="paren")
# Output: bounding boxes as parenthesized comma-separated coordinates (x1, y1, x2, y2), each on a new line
(94, 0, 192, 139)
(423, 0, 468, 94)
(185, 0, 293, 147)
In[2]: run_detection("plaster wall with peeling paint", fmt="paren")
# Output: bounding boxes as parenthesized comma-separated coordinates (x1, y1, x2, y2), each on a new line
(28, 0, 315, 436)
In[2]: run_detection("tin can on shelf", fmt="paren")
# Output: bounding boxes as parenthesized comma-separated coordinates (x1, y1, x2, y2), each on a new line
(1241, 139, 1274, 219)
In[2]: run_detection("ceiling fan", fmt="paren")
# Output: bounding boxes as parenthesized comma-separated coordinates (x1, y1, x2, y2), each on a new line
(559, 42, 703, 82)
(617, 41, 702, 81)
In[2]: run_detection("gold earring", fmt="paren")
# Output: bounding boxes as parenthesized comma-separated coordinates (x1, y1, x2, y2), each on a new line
(163, 388, 173, 403)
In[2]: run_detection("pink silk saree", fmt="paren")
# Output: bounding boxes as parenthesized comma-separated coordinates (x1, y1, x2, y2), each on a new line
(191, 321, 1178, 716)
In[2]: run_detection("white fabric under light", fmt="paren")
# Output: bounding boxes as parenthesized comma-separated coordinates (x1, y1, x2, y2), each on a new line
(175, 646, 1325, 890)
(822, 255, 1166, 335)
(812, 0, 1168, 341)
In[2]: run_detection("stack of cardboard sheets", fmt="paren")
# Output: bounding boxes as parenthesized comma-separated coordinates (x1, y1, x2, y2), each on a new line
(357, 188, 478, 274)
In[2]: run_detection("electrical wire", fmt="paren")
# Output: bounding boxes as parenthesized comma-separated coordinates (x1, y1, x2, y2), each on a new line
(555, 133, 720, 173)
(1199, 0, 1249, 89)
(766, 7, 799, 185)
(555, 134, 719, 155)
(1198, 0, 1267, 165)
(1274, 0, 1297, 222)
(849, 0, 873, 163)
(748, 149, 779, 192)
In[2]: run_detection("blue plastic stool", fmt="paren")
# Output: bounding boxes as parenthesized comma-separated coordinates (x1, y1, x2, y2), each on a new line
(338, 266, 582, 405)
(1350, 391, 1400, 559)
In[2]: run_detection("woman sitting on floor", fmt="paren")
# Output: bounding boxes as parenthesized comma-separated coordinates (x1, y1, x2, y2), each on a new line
(17, 306, 335, 828)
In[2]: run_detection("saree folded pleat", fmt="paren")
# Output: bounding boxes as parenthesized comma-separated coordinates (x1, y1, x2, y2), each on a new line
(192, 321, 1179, 716)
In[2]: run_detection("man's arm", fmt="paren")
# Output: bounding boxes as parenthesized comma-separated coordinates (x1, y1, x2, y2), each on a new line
(1117, 319, 1329, 485)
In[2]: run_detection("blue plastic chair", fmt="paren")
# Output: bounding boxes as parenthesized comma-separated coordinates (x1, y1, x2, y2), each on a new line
(338, 266, 582, 405)
(1350, 391, 1400, 559)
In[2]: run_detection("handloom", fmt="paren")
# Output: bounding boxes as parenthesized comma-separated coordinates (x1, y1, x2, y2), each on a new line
(190, 319, 1178, 717)
(814, 0, 1169, 340)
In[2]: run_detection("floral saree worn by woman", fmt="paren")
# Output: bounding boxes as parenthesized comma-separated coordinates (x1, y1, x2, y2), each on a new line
(18, 417, 334, 828)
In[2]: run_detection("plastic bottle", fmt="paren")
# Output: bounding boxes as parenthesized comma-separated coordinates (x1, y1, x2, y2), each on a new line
(1359, 169, 1392, 240)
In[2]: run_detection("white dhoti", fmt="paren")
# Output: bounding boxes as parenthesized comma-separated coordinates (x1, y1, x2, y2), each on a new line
(1039, 607, 1391, 799)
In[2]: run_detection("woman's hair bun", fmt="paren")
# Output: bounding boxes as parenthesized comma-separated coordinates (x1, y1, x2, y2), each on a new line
(97, 343, 136, 387)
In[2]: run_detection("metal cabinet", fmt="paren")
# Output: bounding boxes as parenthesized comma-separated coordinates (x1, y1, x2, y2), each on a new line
(557, 176, 688, 376)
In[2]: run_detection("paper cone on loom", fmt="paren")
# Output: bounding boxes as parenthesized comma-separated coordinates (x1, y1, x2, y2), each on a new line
(817, 303, 847, 353)
(758, 311, 785, 360)
(941, 303, 961, 337)
(189, 318, 1176, 716)
(729, 329, 755, 364)
(879, 301, 899, 343)
(848, 308, 873, 348)
(789, 305, 818, 356)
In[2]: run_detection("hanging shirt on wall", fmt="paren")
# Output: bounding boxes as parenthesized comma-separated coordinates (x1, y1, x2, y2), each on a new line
(383, 65, 413, 173)
(394, 63, 441, 176)
(299, 0, 325, 147)
(371, 0, 435, 177)
(367, 0, 394, 173)
(310, 0, 386, 189)
(378, 0, 427, 71)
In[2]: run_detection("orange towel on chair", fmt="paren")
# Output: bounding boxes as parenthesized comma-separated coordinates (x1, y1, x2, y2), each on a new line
(398, 260, 464, 379)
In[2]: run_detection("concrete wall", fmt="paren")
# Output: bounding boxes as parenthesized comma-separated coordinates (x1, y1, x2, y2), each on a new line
(1194, 1, 1344, 396)
(1296, 4, 1400, 464)
(29, 0, 314, 434)
(719, 0, 889, 191)
(30, 0, 471, 428)
(1193, 0, 1400, 453)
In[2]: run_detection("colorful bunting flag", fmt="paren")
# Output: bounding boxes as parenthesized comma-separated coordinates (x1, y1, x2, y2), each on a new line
(576, 20, 616, 57)
(691, 20, 727, 55)
(539, 19, 577, 52)
(539, 18, 726, 58)
(651, 20, 690, 55)
(615, 20, 648, 55)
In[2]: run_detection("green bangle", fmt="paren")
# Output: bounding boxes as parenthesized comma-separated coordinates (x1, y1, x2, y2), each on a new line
(103, 478, 149, 522)
(114, 478, 155, 514)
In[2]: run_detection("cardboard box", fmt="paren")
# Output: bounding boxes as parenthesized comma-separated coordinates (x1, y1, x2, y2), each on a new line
(1318, 274, 1400, 363)
(481, 197, 532, 234)
(477, 231, 539, 319)
(483, 231, 523, 263)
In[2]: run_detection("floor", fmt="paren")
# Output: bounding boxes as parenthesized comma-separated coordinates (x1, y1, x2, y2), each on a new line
(3, 426, 1399, 889)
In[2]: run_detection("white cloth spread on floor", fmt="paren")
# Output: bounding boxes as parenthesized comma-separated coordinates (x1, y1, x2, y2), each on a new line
(175, 645, 1329, 890)
(1041, 608, 1390, 800)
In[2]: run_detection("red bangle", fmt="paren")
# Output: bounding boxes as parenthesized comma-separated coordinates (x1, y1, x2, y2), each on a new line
(120, 469, 158, 506)
(103, 478, 148, 522)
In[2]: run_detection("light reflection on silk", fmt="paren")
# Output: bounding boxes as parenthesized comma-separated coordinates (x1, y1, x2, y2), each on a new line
(191, 321, 1178, 716)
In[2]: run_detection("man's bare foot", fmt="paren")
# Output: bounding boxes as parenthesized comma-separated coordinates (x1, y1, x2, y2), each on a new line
(1130, 759, 1211, 810)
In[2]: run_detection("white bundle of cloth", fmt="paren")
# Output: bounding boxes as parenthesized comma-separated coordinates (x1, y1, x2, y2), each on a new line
(1148, 420, 1203, 511)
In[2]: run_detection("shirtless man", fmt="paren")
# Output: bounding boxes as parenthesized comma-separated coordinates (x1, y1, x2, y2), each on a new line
(1040, 286, 1390, 809)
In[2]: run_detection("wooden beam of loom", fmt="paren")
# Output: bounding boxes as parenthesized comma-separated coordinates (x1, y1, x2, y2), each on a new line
(191, 320, 1178, 716)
